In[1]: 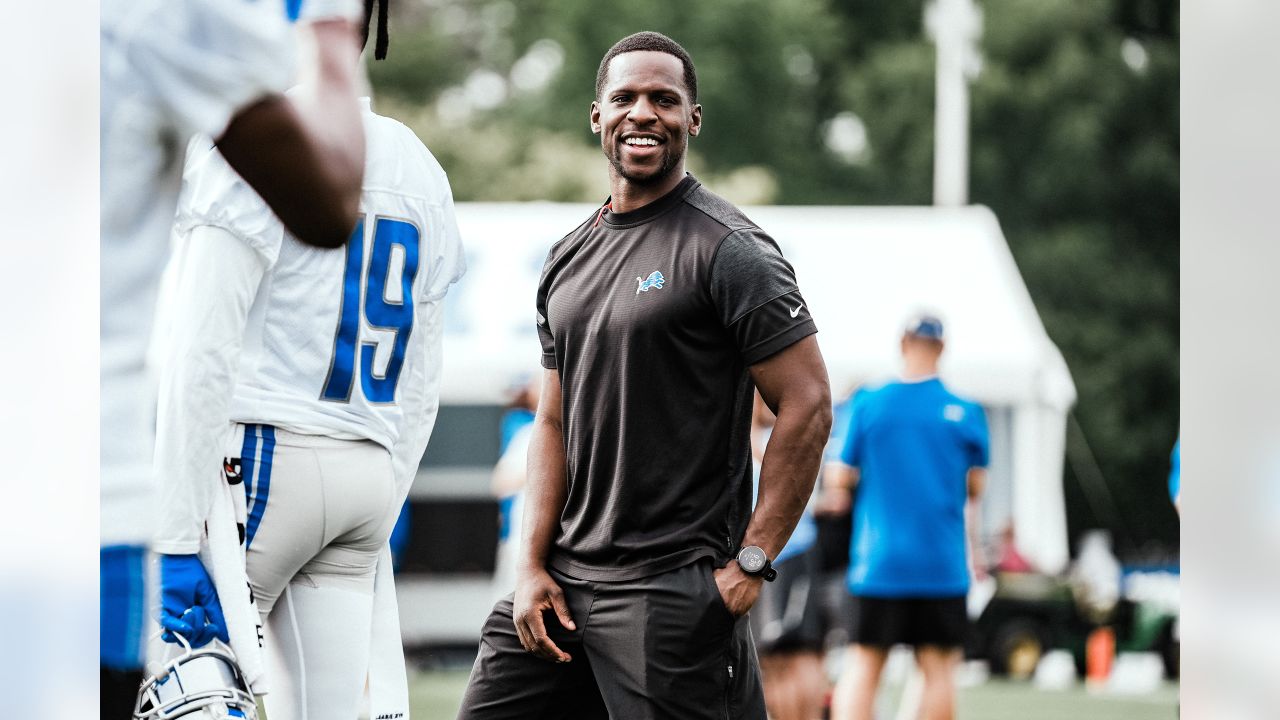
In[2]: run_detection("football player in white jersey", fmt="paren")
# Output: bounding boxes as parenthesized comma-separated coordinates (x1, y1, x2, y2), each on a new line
(151, 10, 467, 718)
(100, 0, 368, 713)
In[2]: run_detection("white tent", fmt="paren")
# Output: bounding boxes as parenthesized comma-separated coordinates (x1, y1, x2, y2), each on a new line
(447, 202, 1075, 574)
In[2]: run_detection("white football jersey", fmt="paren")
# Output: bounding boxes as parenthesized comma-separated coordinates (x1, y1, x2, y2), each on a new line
(174, 99, 466, 452)
(101, 0, 295, 545)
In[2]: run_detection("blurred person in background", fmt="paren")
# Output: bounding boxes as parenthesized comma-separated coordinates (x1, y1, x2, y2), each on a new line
(457, 31, 831, 720)
(827, 315, 988, 720)
(491, 371, 543, 599)
(815, 381, 865, 647)
(992, 522, 1036, 575)
(499, 371, 541, 454)
(149, 4, 467, 718)
(100, 0, 367, 713)
(749, 392, 827, 720)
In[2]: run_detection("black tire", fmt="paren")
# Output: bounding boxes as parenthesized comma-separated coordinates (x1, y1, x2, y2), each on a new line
(988, 618, 1048, 679)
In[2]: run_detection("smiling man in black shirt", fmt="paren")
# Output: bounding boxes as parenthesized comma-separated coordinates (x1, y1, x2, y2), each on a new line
(458, 31, 833, 720)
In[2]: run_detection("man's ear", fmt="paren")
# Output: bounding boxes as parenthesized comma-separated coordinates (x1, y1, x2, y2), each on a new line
(689, 103, 702, 137)
(590, 101, 602, 135)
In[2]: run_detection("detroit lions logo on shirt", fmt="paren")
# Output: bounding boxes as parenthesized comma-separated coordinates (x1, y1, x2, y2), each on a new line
(943, 404, 966, 422)
(636, 270, 666, 294)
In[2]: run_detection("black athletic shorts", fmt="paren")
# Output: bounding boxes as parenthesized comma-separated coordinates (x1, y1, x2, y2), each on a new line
(749, 544, 824, 654)
(458, 558, 766, 720)
(846, 594, 968, 648)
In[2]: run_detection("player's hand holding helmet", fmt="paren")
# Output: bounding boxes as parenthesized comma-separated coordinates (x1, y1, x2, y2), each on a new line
(159, 554, 229, 648)
(134, 632, 257, 720)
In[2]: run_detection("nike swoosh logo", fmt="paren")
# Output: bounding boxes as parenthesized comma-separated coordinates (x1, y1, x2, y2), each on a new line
(789, 303, 804, 318)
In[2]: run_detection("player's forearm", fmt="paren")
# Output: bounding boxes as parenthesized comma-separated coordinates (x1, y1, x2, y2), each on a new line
(217, 19, 365, 249)
(516, 415, 568, 573)
(153, 228, 266, 553)
(291, 17, 366, 201)
(742, 399, 832, 558)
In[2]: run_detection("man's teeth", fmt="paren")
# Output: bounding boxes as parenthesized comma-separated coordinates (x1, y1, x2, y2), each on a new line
(625, 137, 659, 146)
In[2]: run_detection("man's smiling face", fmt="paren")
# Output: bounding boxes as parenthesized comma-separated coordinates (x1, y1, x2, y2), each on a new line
(591, 51, 702, 189)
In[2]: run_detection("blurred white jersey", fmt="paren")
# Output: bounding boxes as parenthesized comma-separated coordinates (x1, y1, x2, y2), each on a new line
(100, 0, 295, 545)
(175, 99, 466, 453)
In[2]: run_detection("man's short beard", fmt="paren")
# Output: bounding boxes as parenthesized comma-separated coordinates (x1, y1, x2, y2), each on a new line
(608, 142, 684, 186)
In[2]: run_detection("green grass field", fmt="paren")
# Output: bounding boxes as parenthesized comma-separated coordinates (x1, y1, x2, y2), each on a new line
(406, 668, 1179, 719)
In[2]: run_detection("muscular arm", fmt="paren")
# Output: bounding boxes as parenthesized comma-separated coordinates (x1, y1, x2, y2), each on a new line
(744, 335, 833, 556)
(518, 370, 568, 573)
(512, 369, 577, 662)
(217, 19, 365, 249)
(716, 335, 832, 614)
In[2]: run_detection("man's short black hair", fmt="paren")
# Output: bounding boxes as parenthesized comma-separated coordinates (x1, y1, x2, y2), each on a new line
(595, 31, 698, 103)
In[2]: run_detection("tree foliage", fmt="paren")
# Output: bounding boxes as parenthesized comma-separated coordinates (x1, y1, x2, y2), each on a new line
(371, 0, 1179, 556)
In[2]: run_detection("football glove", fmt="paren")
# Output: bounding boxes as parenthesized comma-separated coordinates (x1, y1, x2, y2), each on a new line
(159, 554, 229, 648)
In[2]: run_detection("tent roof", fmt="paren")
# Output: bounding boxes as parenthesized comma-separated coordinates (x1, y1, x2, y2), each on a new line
(446, 203, 1075, 409)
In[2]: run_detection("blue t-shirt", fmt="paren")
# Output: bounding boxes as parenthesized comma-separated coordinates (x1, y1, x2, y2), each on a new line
(838, 378, 988, 597)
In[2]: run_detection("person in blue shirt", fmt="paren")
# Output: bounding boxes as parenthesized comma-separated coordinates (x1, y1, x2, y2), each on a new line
(1169, 437, 1180, 513)
(827, 315, 989, 720)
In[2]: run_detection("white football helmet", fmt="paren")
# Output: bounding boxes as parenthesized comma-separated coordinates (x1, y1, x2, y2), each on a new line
(134, 633, 258, 720)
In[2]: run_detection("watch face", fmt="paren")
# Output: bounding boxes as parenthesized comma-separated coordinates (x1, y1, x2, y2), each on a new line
(738, 546, 766, 573)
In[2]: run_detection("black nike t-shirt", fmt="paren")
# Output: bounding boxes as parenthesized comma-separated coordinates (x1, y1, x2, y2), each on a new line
(535, 175, 817, 581)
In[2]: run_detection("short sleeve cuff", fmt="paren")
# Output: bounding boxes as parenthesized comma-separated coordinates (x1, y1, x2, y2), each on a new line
(741, 320, 817, 366)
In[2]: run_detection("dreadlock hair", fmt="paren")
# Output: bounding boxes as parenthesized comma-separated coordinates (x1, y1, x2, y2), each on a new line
(361, 0, 390, 60)
(595, 31, 698, 103)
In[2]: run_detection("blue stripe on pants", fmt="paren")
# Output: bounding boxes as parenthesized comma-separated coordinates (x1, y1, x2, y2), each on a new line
(241, 424, 260, 537)
(245, 425, 276, 549)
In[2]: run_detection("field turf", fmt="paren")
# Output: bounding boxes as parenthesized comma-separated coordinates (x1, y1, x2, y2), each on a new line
(405, 668, 1178, 719)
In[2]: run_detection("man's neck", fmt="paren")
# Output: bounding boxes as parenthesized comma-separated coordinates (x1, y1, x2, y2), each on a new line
(608, 167, 686, 213)
(901, 358, 939, 381)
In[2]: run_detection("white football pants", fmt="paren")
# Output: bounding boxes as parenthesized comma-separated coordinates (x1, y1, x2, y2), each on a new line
(229, 424, 398, 720)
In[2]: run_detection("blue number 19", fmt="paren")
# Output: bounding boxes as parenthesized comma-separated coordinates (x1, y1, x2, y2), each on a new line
(321, 216, 421, 404)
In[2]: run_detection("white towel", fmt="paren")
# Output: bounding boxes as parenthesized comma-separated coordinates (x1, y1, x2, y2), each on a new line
(199, 477, 269, 694)
(367, 545, 410, 720)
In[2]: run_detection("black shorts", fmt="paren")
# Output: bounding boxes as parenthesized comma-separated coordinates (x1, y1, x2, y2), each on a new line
(749, 544, 824, 654)
(459, 558, 766, 720)
(846, 594, 968, 648)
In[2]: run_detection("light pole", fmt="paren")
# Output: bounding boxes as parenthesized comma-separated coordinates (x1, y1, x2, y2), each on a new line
(926, 0, 983, 207)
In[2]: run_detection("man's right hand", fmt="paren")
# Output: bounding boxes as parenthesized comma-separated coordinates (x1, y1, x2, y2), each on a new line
(512, 567, 576, 663)
(159, 554, 228, 648)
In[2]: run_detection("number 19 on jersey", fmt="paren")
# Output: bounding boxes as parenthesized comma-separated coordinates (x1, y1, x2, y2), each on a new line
(321, 216, 421, 404)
